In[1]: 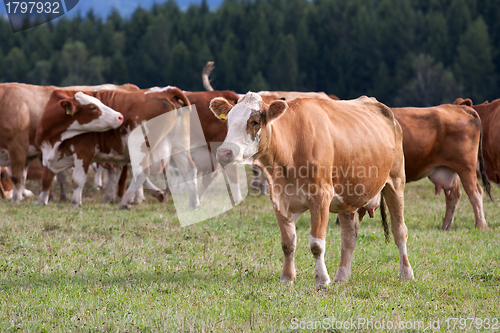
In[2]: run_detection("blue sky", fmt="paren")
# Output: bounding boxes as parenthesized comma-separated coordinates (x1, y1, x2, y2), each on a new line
(1, 0, 224, 18)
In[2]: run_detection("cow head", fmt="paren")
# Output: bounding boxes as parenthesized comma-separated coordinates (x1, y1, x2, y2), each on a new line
(210, 92, 288, 165)
(60, 92, 124, 133)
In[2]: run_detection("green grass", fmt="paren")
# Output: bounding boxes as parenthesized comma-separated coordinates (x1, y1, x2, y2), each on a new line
(0, 175, 499, 332)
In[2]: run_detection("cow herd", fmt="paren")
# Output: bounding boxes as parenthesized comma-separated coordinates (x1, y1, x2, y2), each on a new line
(0, 62, 499, 289)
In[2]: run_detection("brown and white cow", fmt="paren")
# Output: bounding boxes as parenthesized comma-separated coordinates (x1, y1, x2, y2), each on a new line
(106, 90, 243, 205)
(0, 82, 138, 202)
(184, 90, 242, 202)
(210, 92, 413, 289)
(391, 104, 491, 230)
(36, 87, 199, 209)
(455, 98, 500, 185)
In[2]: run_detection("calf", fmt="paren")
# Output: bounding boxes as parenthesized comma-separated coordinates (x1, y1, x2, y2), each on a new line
(210, 93, 413, 289)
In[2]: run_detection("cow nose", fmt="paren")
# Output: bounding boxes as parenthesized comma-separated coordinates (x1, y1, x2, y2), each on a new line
(217, 148, 235, 165)
(117, 114, 124, 123)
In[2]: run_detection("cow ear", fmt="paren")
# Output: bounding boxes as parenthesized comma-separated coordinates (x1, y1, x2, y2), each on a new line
(210, 97, 233, 122)
(454, 98, 473, 107)
(59, 99, 78, 116)
(263, 100, 288, 125)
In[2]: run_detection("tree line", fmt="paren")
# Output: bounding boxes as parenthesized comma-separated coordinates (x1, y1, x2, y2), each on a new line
(0, 0, 498, 106)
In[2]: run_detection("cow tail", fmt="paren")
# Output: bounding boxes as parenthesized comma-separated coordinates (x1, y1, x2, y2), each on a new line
(380, 194, 390, 244)
(478, 126, 493, 201)
(202, 61, 215, 91)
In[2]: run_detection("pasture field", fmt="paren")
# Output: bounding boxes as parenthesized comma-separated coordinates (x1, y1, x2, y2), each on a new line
(0, 172, 499, 332)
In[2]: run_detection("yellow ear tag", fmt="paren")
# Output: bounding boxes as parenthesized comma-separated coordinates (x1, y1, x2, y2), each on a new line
(65, 109, 72, 115)
(219, 113, 227, 122)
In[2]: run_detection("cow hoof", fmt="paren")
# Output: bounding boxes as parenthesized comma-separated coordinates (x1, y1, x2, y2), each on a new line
(59, 195, 68, 202)
(189, 198, 201, 210)
(316, 275, 331, 290)
(23, 189, 35, 198)
(476, 223, 488, 231)
(119, 204, 131, 210)
(70, 201, 81, 208)
(131, 197, 144, 205)
(399, 267, 414, 281)
(35, 199, 46, 206)
(333, 267, 350, 283)
(280, 275, 295, 284)
(103, 196, 115, 204)
(316, 283, 330, 291)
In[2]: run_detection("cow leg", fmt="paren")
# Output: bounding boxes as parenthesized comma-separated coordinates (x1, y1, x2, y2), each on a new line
(102, 167, 109, 189)
(7, 144, 28, 202)
(93, 163, 103, 190)
(57, 171, 68, 202)
(171, 151, 200, 209)
(103, 166, 122, 203)
(117, 165, 128, 198)
(37, 167, 56, 205)
(334, 211, 358, 283)
(310, 203, 332, 289)
(0, 167, 13, 199)
(251, 165, 263, 194)
(197, 172, 215, 202)
(70, 160, 90, 207)
(21, 166, 34, 198)
(225, 164, 243, 204)
(382, 176, 414, 281)
(442, 178, 461, 230)
(459, 170, 487, 230)
(119, 174, 147, 210)
(132, 186, 145, 204)
(275, 211, 297, 284)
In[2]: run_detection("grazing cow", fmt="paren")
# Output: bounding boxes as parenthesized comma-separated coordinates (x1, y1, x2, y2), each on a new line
(0, 83, 138, 202)
(210, 92, 413, 289)
(455, 98, 500, 185)
(36, 87, 199, 209)
(390, 104, 491, 230)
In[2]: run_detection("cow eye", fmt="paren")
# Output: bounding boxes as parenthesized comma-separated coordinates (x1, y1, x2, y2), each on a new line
(251, 121, 259, 127)
(89, 105, 99, 111)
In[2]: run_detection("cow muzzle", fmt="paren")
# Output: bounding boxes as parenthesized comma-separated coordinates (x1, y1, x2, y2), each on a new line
(216, 143, 240, 165)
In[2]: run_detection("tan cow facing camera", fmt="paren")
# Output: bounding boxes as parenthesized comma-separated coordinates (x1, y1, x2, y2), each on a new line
(210, 92, 413, 289)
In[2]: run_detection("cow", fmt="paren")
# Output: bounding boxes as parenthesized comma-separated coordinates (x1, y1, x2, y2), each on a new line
(0, 82, 139, 202)
(455, 98, 500, 185)
(184, 90, 242, 202)
(105, 90, 244, 205)
(335, 103, 491, 230)
(36, 87, 199, 209)
(210, 92, 413, 289)
(390, 104, 491, 230)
